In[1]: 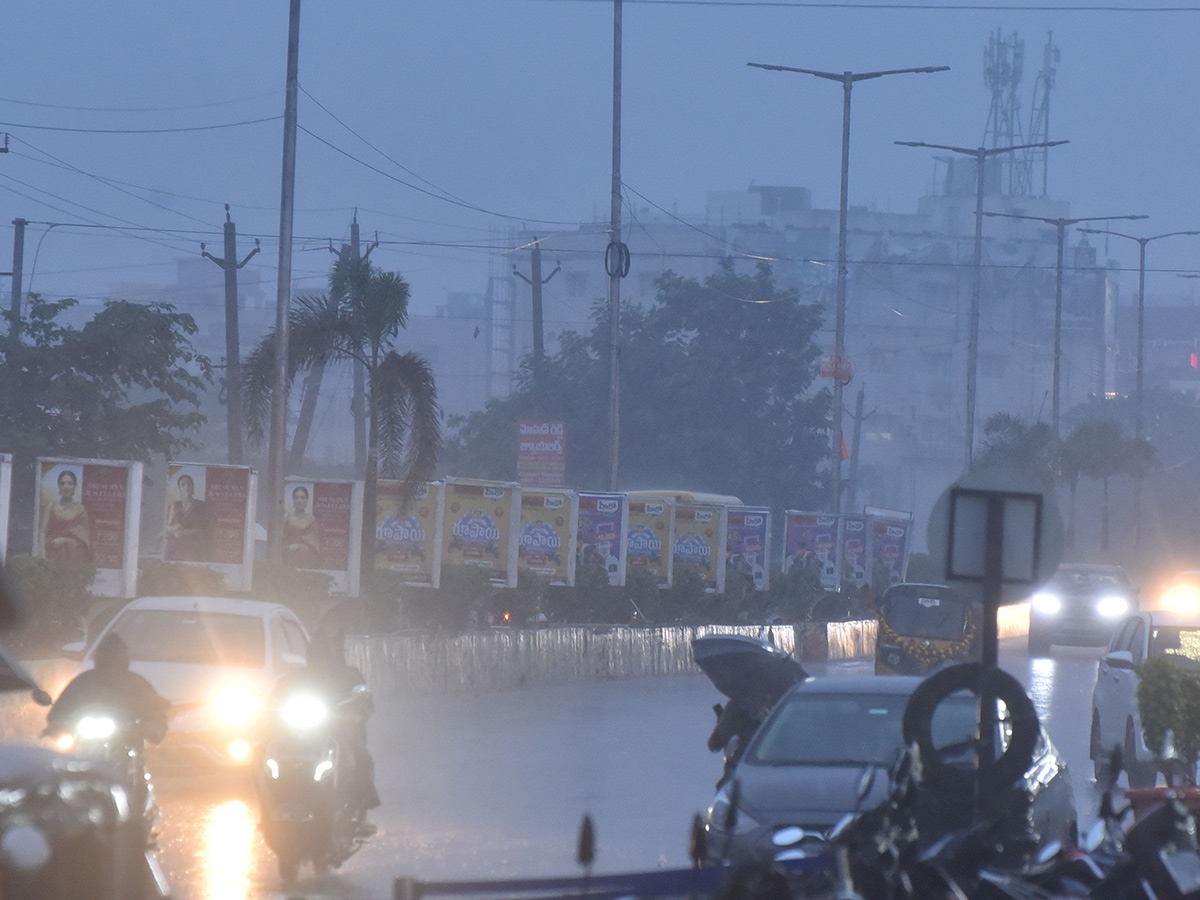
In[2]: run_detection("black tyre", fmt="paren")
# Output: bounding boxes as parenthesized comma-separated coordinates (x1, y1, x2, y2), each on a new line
(1125, 720, 1157, 789)
(1027, 624, 1053, 656)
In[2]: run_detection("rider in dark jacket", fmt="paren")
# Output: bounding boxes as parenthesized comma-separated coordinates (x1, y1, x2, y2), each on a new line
(47, 633, 170, 745)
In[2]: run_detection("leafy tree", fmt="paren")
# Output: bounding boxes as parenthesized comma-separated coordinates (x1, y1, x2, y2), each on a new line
(243, 256, 442, 590)
(444, 260, 829, 513)
(975, 413, 1057, 491)
(1063, 417, 1155, 552)
(0, 296, 212, 548)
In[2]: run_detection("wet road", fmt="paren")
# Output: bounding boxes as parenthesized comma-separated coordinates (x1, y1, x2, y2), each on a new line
(151, 637, 1106, 900)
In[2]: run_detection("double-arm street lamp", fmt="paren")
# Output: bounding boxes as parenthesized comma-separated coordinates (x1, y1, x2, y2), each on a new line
(895, 140, 1068, 468)
(749, 62, 949, 512)
(982, 211, 1147, 437)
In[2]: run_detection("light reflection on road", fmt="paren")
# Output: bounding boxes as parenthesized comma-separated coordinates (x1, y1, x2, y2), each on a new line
(1027, 656, 1057, 721)
(201, 799, 256, 900)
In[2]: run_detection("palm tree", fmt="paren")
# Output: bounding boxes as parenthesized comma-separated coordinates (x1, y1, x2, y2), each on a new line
(244, 255, 441, 588)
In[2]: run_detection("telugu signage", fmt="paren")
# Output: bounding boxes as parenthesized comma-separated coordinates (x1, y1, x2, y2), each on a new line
(35, 457, 143, 598)
(672, 502, 727, 593)
(626, 496, 673, 588)
(442, 478, 520, 587)
(517, 488, 577, 586)
(517, 420, 566, 487)
(376, 481, 444, 588)
(577, 492, 628, 587)
(782, 511, 840, 592)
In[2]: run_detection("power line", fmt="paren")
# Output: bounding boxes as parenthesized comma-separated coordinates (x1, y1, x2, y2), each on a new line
(513, 0, 1200, 10)
(0, 92, 280, 113)
(0, 116, 281, 134)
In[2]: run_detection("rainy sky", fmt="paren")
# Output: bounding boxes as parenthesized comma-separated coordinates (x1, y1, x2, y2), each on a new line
(4, 1, 1200, 330)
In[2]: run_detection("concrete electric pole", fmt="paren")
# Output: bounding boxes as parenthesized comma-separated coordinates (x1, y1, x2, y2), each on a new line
(513, 236, 560, 411)
(201, 205, 260, 466)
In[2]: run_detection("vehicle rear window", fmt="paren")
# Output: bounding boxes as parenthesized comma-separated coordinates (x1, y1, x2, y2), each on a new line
(882, 591, 968, 641)
(749, 692, 978, 766)
(1050, 570, 1127, 592)
(1151, 627, 1200, 664)
(109, 610, 266, 667)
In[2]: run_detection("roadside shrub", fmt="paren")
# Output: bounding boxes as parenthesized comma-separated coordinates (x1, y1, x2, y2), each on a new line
(2, 555, 94, 657)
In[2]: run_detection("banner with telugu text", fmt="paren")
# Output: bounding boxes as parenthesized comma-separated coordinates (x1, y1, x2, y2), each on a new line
(577, 492, 627, 587)
(442, 478, 520, 587)
(517, 488, 576, 586)
(625, 497, 673, 588)
(782, 511, 840, 592)
(726, 507, 771, 592)
(376, 481, 444, 588)
(672, 503, 727, 593)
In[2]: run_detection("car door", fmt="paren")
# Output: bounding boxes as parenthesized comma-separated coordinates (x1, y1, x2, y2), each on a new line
(1094, 616, 1139, 754)
(1125, 617, 1151, 760)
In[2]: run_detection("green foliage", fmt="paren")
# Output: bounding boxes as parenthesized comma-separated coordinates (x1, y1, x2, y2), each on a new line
(769, 561, 825, 622)
(2, 554, 95, 657)
(1137, 655, 1200, 784)
(493, 568, 551, 626)
(443, 260, 828, 513)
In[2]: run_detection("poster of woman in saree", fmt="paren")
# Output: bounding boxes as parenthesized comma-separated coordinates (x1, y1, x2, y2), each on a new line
(283, 484, 321, 568)
(39, 467, 91, 562)
(164, 470, 211, 562)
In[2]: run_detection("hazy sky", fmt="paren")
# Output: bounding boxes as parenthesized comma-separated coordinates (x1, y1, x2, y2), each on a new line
(4, 1, 1200, 335)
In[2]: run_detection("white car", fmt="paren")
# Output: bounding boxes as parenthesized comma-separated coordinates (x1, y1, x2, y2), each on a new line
(64, 596, 310, 767)
(1090, 610, 1200, 788)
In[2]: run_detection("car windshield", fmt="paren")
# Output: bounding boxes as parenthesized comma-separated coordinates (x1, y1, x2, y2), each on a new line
(1050, 569, 1126, 593)
(108, 610, 266, 668)
(749, 692, 979, 766)
(882, 590, 968, 641)
(1150, 626, 1200, 664)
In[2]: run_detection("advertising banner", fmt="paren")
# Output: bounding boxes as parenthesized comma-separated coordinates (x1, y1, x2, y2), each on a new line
(163, 463, 255, 591)
(839, 514, 870, 591)
(442, 478, 520, 587)
(869, 516, 913, 589)
(284, 478, 364, 596)
(376, 481, 444, 588)
(0, 454, 10, 564)
(517, 489, 577, 586)
(626, 497, 673, 588)
(35, 457, 143, 598)
(727, 507, 771, 592)
(577, 492, 628, 587)
(672, 503, 727, 593)
(782, 511, 840, 591)
(517, 420, 567, 487)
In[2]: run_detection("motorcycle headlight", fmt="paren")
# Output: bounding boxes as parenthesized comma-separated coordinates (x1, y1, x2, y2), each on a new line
(280, 693, 328, 732)
(1032, 592, 1062, 615)
(1096, 595, 1129, 618)
(76, 715, 117, 741)
(212, 684, 261, 727)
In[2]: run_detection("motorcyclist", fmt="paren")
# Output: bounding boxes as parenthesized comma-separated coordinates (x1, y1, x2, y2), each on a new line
(46, 632, 170, 746)
(267, 627, 381, 825)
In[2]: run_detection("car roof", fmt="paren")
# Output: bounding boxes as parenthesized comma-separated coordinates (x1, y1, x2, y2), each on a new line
(1056, 563, 1127, 574)
(119, 595, 296, 618)
(787, 675, 927, 697)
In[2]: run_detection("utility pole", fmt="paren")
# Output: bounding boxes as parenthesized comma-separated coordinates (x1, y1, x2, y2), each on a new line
(267, 0, 301, 564)
(606, 0, 629, 492)
(985, 211, 1146, 437)
(347, 212, 375, 472)
(513, 236, 560, 411)
(201, 205, 260, 466)
(750, 61, 948, 512)
(1079, 227, 1200, 551)
(8, 218, 24, 345)
(845, 384, 873, 514)
(896, 139, 1067, 468)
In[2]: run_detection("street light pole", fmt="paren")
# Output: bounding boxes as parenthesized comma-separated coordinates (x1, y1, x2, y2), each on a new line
(896, 140, 1067, 469)
(750, 62, 948, 512)
(983, 211, 1146, 437)
(1078, 227, 1199, 552)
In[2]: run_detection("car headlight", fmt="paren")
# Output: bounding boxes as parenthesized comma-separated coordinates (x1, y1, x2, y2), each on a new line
(212, 684, 262, 727)
(1096, 595, 1129, 618)
(1032, 592, 1062, 615)
(707, 788, 759, 835)
(1163, 586, 1200, 615)
(280, 693, 328, 732)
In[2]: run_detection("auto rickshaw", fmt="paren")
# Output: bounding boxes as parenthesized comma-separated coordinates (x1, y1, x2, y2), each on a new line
(874, 583, 981, 675)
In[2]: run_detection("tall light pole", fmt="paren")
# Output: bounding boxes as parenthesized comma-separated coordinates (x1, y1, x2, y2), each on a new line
(606, 0, 628, 492)
(749, 62, 948, 513)
(896, 139, 1067, 467)
(983, 211, 1146, 437)
(1079, 227, 1199, 552)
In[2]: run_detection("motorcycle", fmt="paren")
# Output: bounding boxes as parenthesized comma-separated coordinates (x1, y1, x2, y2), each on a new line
(38, 705, 170, 899)
(255, 682, 373, 885)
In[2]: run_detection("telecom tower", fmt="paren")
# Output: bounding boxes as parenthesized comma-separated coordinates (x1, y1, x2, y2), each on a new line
(982, 29, 1029, 195)
(1027, 33, 1060, 197)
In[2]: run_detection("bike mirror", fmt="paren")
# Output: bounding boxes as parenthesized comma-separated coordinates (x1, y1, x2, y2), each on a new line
(31, 689, 51, 707)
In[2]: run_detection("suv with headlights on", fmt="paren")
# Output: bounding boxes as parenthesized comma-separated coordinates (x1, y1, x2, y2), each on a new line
(1028, 563, 1137, 656)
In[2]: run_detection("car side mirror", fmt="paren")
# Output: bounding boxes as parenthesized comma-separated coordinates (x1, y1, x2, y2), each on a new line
(31, 689, 51, 707)
(1103, 650, 1136, 670)
(60, 641, 85, 661)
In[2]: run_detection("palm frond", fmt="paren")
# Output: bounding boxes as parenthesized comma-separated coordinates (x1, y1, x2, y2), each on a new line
(241, 332, 278, 445)
(374, 351, 442, 493)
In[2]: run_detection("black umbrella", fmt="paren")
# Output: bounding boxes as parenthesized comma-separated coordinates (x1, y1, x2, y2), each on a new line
(691, 634, 807, 720)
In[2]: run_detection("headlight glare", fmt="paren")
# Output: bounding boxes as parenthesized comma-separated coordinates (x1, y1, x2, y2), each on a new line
(1096, 595, 1129, 618)
(212, 684, 261, 727)
(1032, 592, 1062, 615)
(76, 716, 117, 741)
(280, 693, 328, 731)
(1164, 586, 1200, 615)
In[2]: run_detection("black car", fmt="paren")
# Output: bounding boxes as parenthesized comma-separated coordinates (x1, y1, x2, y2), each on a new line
(704, 675, 1077, 865)
(1028, 563, 1137, 655)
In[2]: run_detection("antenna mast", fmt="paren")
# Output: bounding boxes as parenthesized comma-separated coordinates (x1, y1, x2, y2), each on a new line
(1027, 32, 1059, 197)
